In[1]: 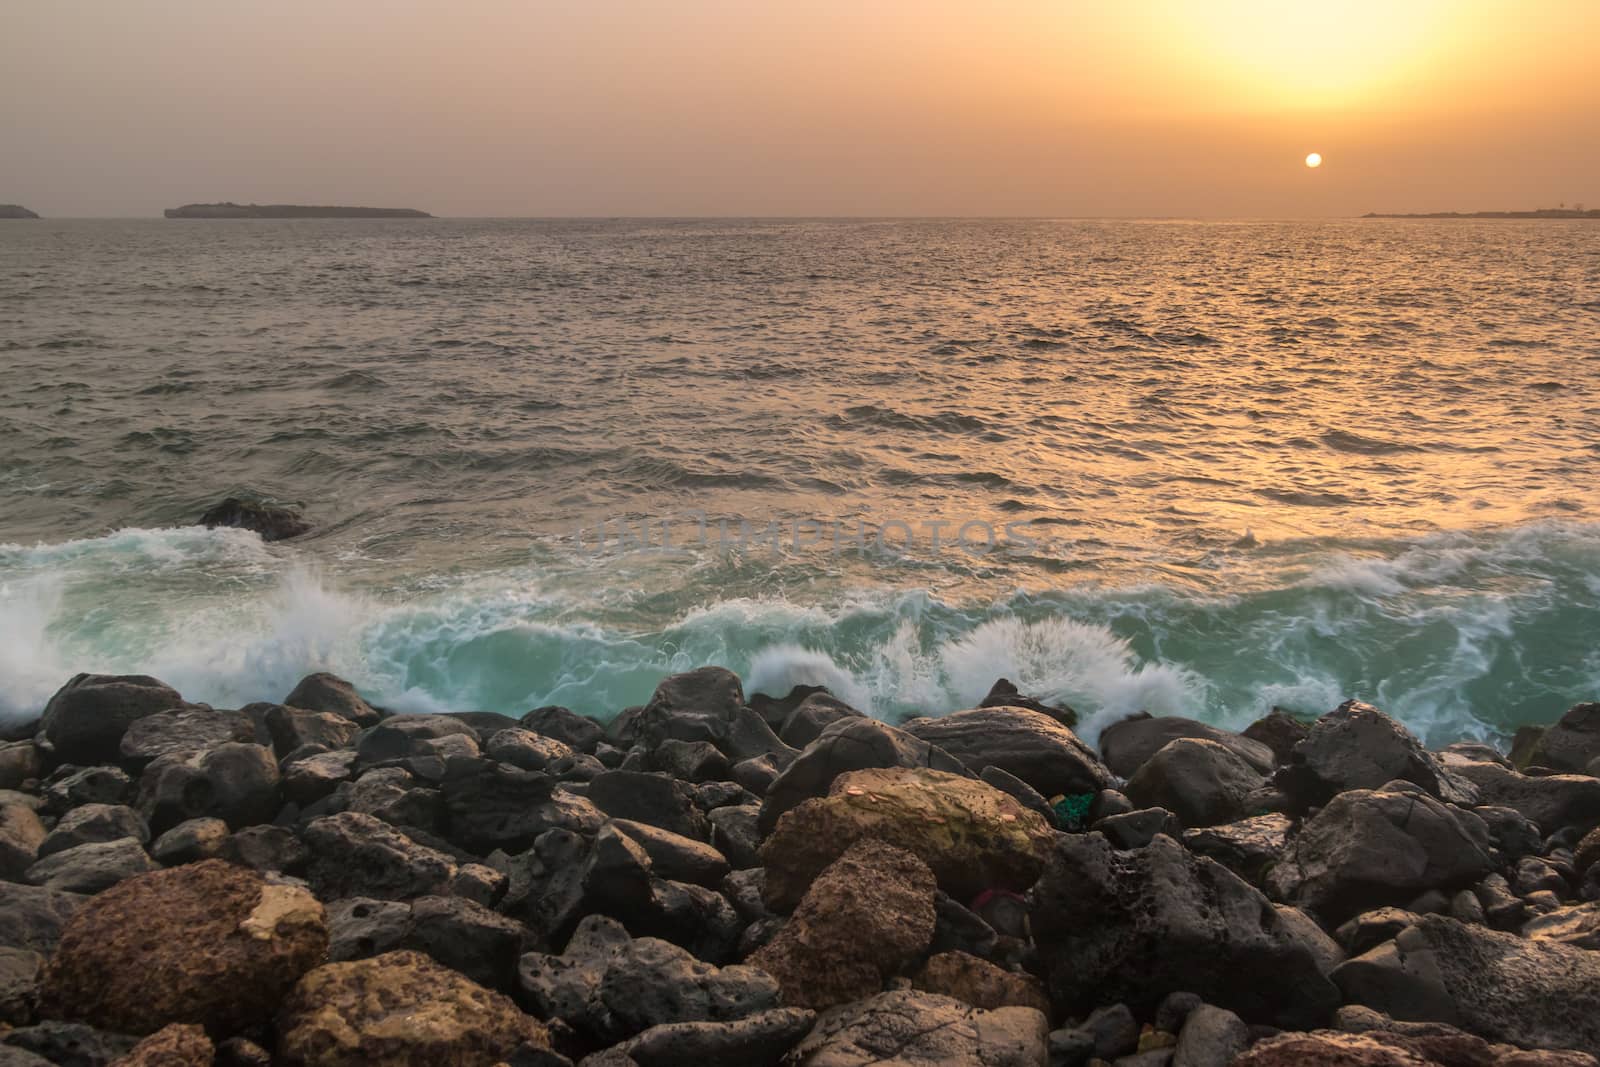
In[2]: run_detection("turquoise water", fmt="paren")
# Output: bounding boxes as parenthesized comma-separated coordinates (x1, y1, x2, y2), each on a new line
(3, 219, 1598, 743)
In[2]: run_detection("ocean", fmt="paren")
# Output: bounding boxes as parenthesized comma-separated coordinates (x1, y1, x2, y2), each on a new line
(2, 217, 1598, 745)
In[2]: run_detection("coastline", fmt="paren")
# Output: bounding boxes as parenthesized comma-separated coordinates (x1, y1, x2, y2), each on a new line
(2, 664, 1598, 1063)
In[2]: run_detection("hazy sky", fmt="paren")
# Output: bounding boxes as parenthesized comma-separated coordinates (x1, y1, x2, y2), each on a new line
(5, 1, 1598, 217)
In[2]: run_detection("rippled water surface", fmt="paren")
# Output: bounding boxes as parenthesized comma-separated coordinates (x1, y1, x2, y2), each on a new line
(3, 218, 1599, 741)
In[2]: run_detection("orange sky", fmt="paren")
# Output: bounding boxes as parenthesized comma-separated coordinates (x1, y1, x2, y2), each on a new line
(4, 0, 1597, 217)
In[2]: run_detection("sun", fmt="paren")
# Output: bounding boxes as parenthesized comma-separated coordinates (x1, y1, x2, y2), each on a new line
(1304, 152, 1323, 168)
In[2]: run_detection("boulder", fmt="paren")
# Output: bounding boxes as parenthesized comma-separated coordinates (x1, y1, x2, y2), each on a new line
(1, 1021, 138, 1065)
(1529, 704, 1600, 775)
(333, 766, 441, 832)
(1125, 738, 1267, 827)
(587, 771, 708, 841)
(355, 715, 478, 765)
(784, 989, 1047, 1067)
(1173, 1004, 1250, 1067)
(39, 860, 327, 1036)
(1032, 832, 1339, 1028)
(609, 819, 730, 887)
(759, 767, 1054, 911)
(118, 708, 255, 770)
(283, 751, 358, 805)
(750, 839, 935, 1010)
(25, 838, 157, 895)
(520, 706, 604, 753)
(1179, 813, 1292, 883)
(151, 817, 230, 865)
(1241, 709, 1311, 765)
(0, 803, 46, 881)
(1523, 901, 1600, 950)
(117, 1023, 213, 1067)
(276, 950, 546, 1066)
(0, 883, 86, 956)
(136, 743, 280, 833)
(1231, 1031, 1437, 1065)
(0, 946, 42, 1025)
(1267, 787, 1496, 923)
(1451, 761, 1600, 835)
(282, 674, 382, 728)
(198, 497, 310, 541)
(977, 677, 1078, 728)
(485, 729, 576, 772)
(1099, 714, 1276, 778)
(608, 1007, 814, 1067)
(264, 705, 360, 758)
(37, 675, 189, 766)
(1332, 914, 1600, 1057)
(40, 765, 133, 816)
(911, 951, 1050, 1014)
(1338, 909, 1424, 956)
(439, 758, 603, 854)
(1094, 807, 1180, 850)
(0, 742, 42, 791)
(327, 895, 526, 991)
(778, 693, 863, 749)
(223, 825, 309, 875)
(302, 812, 456, 901)
(758, 717, 972, 836)
(900, 706, 1111, 798)
(36, 804, 148, 859)
(706, 804, 761, 868)
(1275, 701, 1479, 810)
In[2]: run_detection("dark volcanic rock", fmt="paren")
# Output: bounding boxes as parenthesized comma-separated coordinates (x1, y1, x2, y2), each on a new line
(587, 771, 708, 841)
(328, 895, 526, 992)
(1276, 700, 1479, 810)
(25, 838, 157, 895)
(1032, 832, 1339, 1028)
(136, 742, 280, 833)
(0, 803, 45, 881)
(439, 758, 603, 854)
(302, 812, 456, 901)
(1180, 813, 1292, 883)
(37, 805, 147, 860)
(1241, 708, 1311, 765)
(777, 693, 864, 749)
(1125, 737, 1267, 827)
(0, 883, 85, 956)
(282, 673, 382, 727)
(784, 989, 1047, 1066)
(899, 705, 1110, 798)
(1099, 713, 1276, 778)
(150, 817, 230, 864)
(610, 1007, 815, 1067)
(520, 706, 605, 753)
(0, 945, 42, 1025)
(750, 839, 935, 1010)
(911, 950, 1050, 1014)
(116, 1023, 213, 1067)
(1530, 703, 1600, 775)
(978, 677, 1078, 727)
(37, 675, 189, 766)
(1453, 760, 1600, 835)
(1333, 914, 1600, 1057)
(39, 766, 133, 817)
(264, 704, 360, 758)
(118, 707, 256, 770)
(485, 729, 576, 772)
(608, 819, 729, 887)
(1, 1021, 138, 1066)
(39, 860, 327, 1036)
(198, 497, 310, 541)
(356, 715, 478, 765)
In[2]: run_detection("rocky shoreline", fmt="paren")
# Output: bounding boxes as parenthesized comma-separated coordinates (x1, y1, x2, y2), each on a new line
(2, 670, 1599, 1066)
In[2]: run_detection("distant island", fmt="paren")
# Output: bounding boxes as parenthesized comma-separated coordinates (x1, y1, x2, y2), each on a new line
(164, 203, 431, 219)
(0, 205, 40, 219)
(1363, 207, 1599, 219)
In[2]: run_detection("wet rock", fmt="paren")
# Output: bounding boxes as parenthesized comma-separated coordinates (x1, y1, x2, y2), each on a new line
(1276, 701, 1479, 811)
(1530, 704, 1600, 775)
(900, 705, 1111, 797)
(25, 839, 157, 895)
(1094, 807, 1180, 850)
(277, 950, 547, 1066)
(1267, 787, 1495, 923)
(978, 677, 1077, 728)
(40, 766, 133, 817)
(1, 1021, 138, 1066)
(778, 693, 864, 749)
(150, 817, 230, 864)
(0, 803, 46, 880)
(751, 839, 935, 1010)
(198, 497, 309, 541)
(302, 812, 457, 901)
(911, 950, 1049, 1014)
(759, 767, 1054, 911)
(1100, 714, 1275, 778)
(283, 750, 358, 805)
(37, 805, 147, 860)
(136, 742, 281, 834)
(1523, 901, 1600, 949)
(36, 675, 194, 768)
(117, 1023, 213, 1067)
(264, 704, 360, 758)
(587, 771, 708, 841)
(1126, 738, 1267, 828)
(1033, 832, 1338, 1028)
(758, 717, 972, 835)
(1179, 813, 1291, 883)
(609, 1007, 814, 1067)
(118, 708, 255, 771)
(0, 946, 42, 1025)
(1173, 1004, 1249, 1067)
(785, 989, 1047, 1067)
(1452, 761, 1600, 835)
(0, 883, 86, 956)
(283, 673, 382, 728)
(1241, 709, 1310, 765)
(440, 758, 603, 854)
(40, 859, 327, 1036)
(520, 707, 604, 754)
(609, 819, 729, 887)
(1333, 914, 1600, 1056)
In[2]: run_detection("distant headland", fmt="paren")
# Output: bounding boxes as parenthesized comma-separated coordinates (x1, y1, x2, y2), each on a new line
(0, 205, 40, 219)
(164, 203, 431, 219)
(1363, 207, 1599, 219)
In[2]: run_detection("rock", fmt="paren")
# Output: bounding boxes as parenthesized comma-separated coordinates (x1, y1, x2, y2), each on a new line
(1094, 807, 1180, 850)
(40, 766, 133, 816)
(1173, 1004, 1249, 1067)
(1266, 787, 1496, 923)
(198, 497, 310, 541)
(900, 706, 1111, 797)
(0, 743, 42, 791)
(356, 715, 478, 765)
(334, 766, 442, 832)
(329, 895, 526, 991)
(40, 859, 327, 1036)
(784, 989, 1047, 1067)
(0, 946, 42, 1025)
(1, 1021, 138, 1066)
(759, 767, 1054, 911)
(1337, 909, 1423, 956)
(778, 693, 864, 749)
(264, 704, 361, 758)
(911, 951, 1049, 1014)
(732, 755, 783, 796)
(977, 677, 1078, 728)
(610, 1007, 814, 1067)
(1179, 814, 1292, 883)
(37, 675, 189, 766)
(1523, 901, 1600, 949)
(1530, 704, 1600, 775)
(1033, 832, 1338, 1028)
(440, 758, 603, 854)
(1241, 709, 1310, 765)
(0, 803, 46, 881)
(1452, 761, 1600, 835)
(750, 839, 935, 1010)
(1473, 805, 1543, 864)
(224, 825, 309, 874)
(0, 883, 86, 955)
(587, 771, 708, 841)
(1275, 902, 1347, 975)
(609, 820, 729, 887)
(1231, 1031, 1436, 1066)
(1575, 827, 1600, 878)
(930, 892, 1000, 960)
(25, 839, 157, 895)
(117, 1023, 213, 1067)
(486, 729, 577, 772)
(978, 765, 1057, 826)
(118, 708, 255, 770)
(283, 674, 382, 728)
(302, 812, 457, 901)
(136, 743, 280, 833)
(1099, 714, 1275, 778)
(1333, 914, 1600, 1056)
(1074, 1002, 1139, 1059)
(1125, 739, 1267, 828)
(706, 804, 761, 868)
(276, 950, 547, 1066)
(150, 817, 230, 864)
(520, 707, 604, 753)
(37, 805, 147, 860)
(283, 750, 358, 805)
(1275, 701, 1479, 811)
(758, 717, 972, 835)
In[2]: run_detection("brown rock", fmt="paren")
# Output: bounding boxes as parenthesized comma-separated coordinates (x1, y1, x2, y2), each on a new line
(911, 950, 1050, 1014)
(750, 838, 935, 1010)
(276, 950, 547, 1066)
(115, 1023, 214, 1066)
(40, 859, 328, 1035)
(1232, 1031, 1436, 1065)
